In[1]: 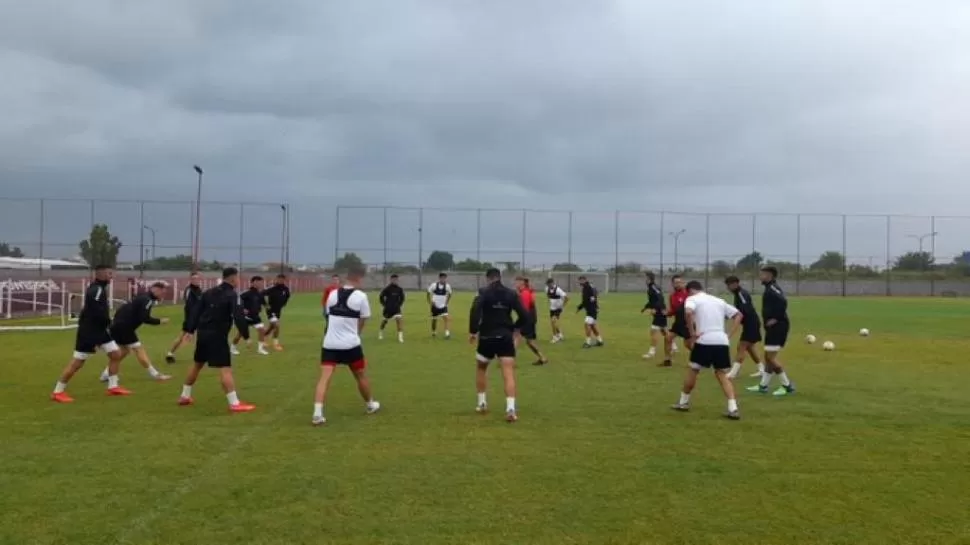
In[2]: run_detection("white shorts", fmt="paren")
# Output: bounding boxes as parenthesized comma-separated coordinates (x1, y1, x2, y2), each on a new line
(252, 323, 265, 330)
(584, 316, 597, 325)
(764, 345, 783, 353)
(268, 316, 279, 324)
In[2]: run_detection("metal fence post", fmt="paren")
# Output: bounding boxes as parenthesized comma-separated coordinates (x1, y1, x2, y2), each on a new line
(521, 209, 527, 271)
(567, 211, 574, 265)
(930, 215, 937, 296)
(659, 211, 665, 285)
(417, 208, 424, 288)
(841, 214, 848, 297)
(750, 213, 757, 291)
(704, 213, 711, 289)
(885, 215, 891, 296)
(795, 214, 801, 295)
(476, 209, 482, 262)
(613, 210, 619, 291)
(382, 207, 388, 276)
(238, 203, 245, 269)
(38, 199, 45, 276)
(333, 206, 341, 266)
(139, 201, 145, 276)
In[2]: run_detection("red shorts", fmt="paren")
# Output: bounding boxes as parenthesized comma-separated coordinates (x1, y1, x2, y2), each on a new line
(321, 346, 366, 371)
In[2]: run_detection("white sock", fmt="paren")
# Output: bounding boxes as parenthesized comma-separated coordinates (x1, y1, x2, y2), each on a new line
(585, 337, 592, 344)
(227, 391, 240, 406)
(107, 375, 119, 389)
(778, 372, 791, 387)
(445, 330, 450, 336)
(313, 402, 323, 418)
(679, 392, 691, 405)
(647, 347, 656, 354)
(756, 362, 766, 373)
(166, 351, 174, 357)
(147, 365, 160, 378)
(258, 342, 266, 350)
(53, 381, 67, 394)
(727, 398, 739, 412)
(273, 339, 280, 346)
(596, 336, 603, 342)
(506, 396, 515, 412)
(100, 368, 109, 380)
(181, 385, 193, 398)
(398, 332, 404, 341)
(477, 392, 487, 406)
(760, 372, 773, 388)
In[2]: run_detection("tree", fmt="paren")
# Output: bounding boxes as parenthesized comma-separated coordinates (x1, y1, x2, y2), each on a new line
(79, 224, 122, 267)
(501, 261, 519, 273)
(382, 263, 420, 274)
(0, 242, 24, 258)
(847, 264, 879, 278)
(894, 251, 934, 271)
(735, 251, 764, 271)
(552, 262, 582, 272)
(610, 261, 642, 274)
(810, 251, 845, 271)
(454, 258, 493, 272)
(333, 252, 365, 271)
(144, 254, 222, 271)
(709, 260, 733, 277)
(424, 250, 455, 272)
(765, 260, 802, 277)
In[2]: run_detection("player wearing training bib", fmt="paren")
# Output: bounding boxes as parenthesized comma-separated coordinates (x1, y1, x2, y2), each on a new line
(544, 278, 568, 343)
(426, 272, 453, 339)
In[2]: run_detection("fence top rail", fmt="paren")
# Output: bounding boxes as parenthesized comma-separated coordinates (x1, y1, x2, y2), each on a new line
(1, 197, 287, 207)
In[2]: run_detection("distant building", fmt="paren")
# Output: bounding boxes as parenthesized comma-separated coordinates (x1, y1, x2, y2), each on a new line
(0, 257, 88, 270)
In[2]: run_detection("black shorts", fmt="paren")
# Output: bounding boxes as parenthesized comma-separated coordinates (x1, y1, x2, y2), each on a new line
(651, 314, 668, 331)
(689, 343, 732, 370)
(109, 325, 140, 347)
(321, 345, 366, 371)
(519, 325, 537, 340)
(74, 326, 116, 355)
(383, 307, 402, 320)
(670, 320, 690, 339)
(764, 321, 790, 350)
(267, 307, 283, 322)
(549, 309, 563, 319)
(476, 336, 516, 363)
(193, 333, 232, 368)
(740, 321, 763, 344)
(431, 306, 448, 318)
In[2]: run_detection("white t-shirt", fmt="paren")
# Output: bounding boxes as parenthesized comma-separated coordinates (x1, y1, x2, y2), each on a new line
(323, 286, 371, 350)
(548, 286, 567, 310)
(427, 282, 452, 309)
(684, 291, 739, 346)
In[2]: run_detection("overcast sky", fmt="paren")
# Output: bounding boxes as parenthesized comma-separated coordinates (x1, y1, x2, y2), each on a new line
(1, 0, 969, 268)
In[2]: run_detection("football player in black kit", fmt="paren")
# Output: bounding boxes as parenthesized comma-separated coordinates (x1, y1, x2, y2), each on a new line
(747, 266, 796, 397)
(99, 281, 172, 383)
(231, 276, 269, 356)
(469, 268, 531, 422)
(166, 271, 202, 364)
(640, 271, 667, 360)
(575, 276, 604, 348)
(263, 274, 291, 351)
(724, 275, 764, 379)
(378, 274, 406, 342)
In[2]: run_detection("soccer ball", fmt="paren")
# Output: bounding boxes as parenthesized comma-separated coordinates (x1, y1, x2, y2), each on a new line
(822, 341, 835, 351)
(805, 334, 817, 344)
(859, 328, 870, 337)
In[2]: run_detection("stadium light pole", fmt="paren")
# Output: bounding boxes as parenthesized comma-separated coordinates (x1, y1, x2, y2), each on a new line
(906, 231, 937, 254)
(668, 229, 686, 271)
(279, 204, 288, 274)
(192, 165, 204, 268)
(142, 225, 156, 261)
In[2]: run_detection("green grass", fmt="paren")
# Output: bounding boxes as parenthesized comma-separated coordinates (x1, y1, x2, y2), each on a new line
(1, 292, 969, 545)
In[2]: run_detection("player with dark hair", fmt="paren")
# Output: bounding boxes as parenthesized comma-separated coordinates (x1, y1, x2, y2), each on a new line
(641, 271, 667, 360)
(724, 275, 764, 379)
(378, 274, 406, 342)
(178, 267, 255, 412)
(662, 275, 690, 365)
(100, 281, 171, 383)
(747, 266, 796, 396)
(51, 265, 129, 402)
(231, 276, 269, 356)
(515, 277, 549, 365)
(314, 265, 381, 425)
(263, 273, 291, 351)
(671, 281, 744, 420)
(576, 275, 604, 348)
(469, 268, 531, 422)
(427, 272, 453, 339)
(543, 277, 568, 343)
(166, 271, 202, 364)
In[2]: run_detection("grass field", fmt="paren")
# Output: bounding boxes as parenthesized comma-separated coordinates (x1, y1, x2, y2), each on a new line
(1, 291, 968, 545)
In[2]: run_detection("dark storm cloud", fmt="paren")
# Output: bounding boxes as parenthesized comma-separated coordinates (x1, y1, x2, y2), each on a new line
(2, 0, 970, 266)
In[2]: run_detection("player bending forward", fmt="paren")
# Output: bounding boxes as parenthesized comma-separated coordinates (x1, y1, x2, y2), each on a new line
(231, 276, 269, 356)
(166, 271, 202, 364)
(469, 268, 531, 422)
(747, 266, 796, 396)
(576, 276, 603, 348)
(427, 272, 453, 339)
(313, 266, 381, 425)
(100, 281, 172, 383)
(263, 273, 291, 351)
(724, 275, 764, 379)
(641, 272, 667, 360)
(544, 278, 568, 343)
(671, 281, 744, 420)
(515, 277, 549, 365)
(51, 265, 130, 402)
(178, 267, 255, 412)
(378, 274, 406, 342)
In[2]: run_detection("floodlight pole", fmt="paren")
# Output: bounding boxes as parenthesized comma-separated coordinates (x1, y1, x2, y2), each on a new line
(143, 225, 156, 260)
(192, 165, 204, 268)
(279, 204, 288, 274)
(669, 229, 686, 271)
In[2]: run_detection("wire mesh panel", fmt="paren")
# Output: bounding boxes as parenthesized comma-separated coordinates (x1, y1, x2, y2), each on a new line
(932, 216, 970, 296)
(421, 208, 479, 265)
(196, 202, 242, 267)
(617, 211, 662, 268)
(91, 200, 142, 266)
(568, 211, 615, 271)
(524, 210, 570, 271)
(887, 215, 934, 296)
(478, 209, 527, 270)
(796, 215, 843, 296)
(0, 198, 43, 260)
(334, 206, 384, 267)
(383, 207, 421, 269)
(754, 213, 800, 292)
(844, 215, 890, 296)
(240, 203, 286, 271)
(142, 201, 194, 269)
(708, 213, 755, 279)
(658, 212, 698, 275)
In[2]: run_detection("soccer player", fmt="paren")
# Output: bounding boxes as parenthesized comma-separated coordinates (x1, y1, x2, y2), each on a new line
(100, 281, 172, 382)
(427, 272, 453, 339)
(178, 267, 255, 412)
(747, 266, 796, 396)
(640, 271, 667, 360)
(670, 281, 744, 420)
(313, 265, 381, 425)
(724, 275, 764, 379)
(263, 273, 291, 351)
(51, 265, 129, 402)
(576, 275, 603, 348)
(378, 274, 406, 342)
(165, 271, 203, 364)
(515, 277, 549, 365)
(663, 275, 690, 365)
(469, 268, 531, 422)
(231, 276, 269, 356)
(544, 277, 568, 343)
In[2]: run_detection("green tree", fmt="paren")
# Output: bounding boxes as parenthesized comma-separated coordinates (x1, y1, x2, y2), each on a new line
(552, 262, 582, 272)
(765, 260, 802, 277)
(454, 258, 492, 272)
(424, 250, 455, 272)
(847, 264, 879, 278)
(735, 251, 764, 271)
(709, 260, 733, 277)
(810, 251, 845, 271)
(611, 261, 642, 274)
(382, 263, 420, 274)
(894, 251, 934, 271)
(144, 254, 222, 271)
(79, 224, 122, 267)
(501, 261, 519, 273)
(0, 242, 25, 258)
(333, 252, 365, 271)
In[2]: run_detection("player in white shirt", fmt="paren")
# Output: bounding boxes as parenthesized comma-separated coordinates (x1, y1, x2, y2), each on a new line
(426, 272, 453, 339)
(543, 278, 568, 343)
(312, 266, 381, 426)
(670, 281, 744, 420)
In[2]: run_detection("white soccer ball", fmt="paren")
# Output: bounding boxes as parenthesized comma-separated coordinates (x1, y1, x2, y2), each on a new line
(822, 341, 835, 351)
(859, 328, 870, 337)
(805, 334, 817, 344)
